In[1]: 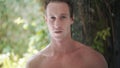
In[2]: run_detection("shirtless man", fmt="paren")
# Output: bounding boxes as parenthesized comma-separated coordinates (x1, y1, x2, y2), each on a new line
(26, 0, 108, 68)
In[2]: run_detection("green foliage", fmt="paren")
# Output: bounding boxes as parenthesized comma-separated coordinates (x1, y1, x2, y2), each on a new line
(92, 28, 110, 53)
(0, 0, 49, 68)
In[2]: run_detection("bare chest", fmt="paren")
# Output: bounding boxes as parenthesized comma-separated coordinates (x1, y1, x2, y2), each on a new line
(39, 55, 89, 68)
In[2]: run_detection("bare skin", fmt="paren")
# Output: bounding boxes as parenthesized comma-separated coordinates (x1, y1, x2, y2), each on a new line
(26, 2, 108, 68)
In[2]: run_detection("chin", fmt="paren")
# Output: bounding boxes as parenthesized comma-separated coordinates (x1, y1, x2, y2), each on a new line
(52, 36, 65, 41)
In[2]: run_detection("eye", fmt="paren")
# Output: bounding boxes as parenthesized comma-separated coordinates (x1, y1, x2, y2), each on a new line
(62, 16, 66, 18)
(50, 16, 56, 20)
(61, 16, 67, 19)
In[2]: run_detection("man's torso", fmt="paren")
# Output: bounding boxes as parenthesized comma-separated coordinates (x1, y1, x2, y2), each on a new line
(31, 46, 93, 68)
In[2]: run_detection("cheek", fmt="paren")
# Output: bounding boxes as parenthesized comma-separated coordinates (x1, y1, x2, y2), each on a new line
(47, 23, 53, 30)
(65, 21, 72, 28)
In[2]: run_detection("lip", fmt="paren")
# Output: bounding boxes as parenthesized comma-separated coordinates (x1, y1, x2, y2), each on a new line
(54, 30, 63, 33)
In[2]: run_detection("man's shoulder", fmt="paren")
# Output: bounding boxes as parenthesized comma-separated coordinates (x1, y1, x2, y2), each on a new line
(26, 49, 48, 68)
(75, 42, 108, 68)
(26, 48, 47, 68)
(74, 42, 96, 54)
(75, 42, 102, 56)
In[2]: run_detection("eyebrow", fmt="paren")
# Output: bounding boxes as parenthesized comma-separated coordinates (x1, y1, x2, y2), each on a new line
(60, 13, 69, 16)
(47, 13, 69, 17)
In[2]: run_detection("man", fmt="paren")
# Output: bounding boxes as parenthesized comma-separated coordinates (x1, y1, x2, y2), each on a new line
(26, 0, 108, 68)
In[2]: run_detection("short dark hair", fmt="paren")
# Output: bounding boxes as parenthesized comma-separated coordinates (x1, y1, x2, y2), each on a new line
(44, 0, 73, 18)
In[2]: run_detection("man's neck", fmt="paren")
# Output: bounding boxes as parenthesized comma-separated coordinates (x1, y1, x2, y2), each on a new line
(49, 37, 77, 55)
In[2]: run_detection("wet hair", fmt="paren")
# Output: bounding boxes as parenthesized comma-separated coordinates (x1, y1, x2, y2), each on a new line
(44, 0, 73, 18)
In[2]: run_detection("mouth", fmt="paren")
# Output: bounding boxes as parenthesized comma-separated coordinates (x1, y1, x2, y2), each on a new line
(54, 31, 63, 33)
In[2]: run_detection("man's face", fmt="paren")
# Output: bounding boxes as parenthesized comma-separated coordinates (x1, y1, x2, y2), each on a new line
(45, 2, 73, 40)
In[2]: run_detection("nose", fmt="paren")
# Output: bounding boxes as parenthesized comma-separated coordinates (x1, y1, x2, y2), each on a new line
(54, 18, 62, 29)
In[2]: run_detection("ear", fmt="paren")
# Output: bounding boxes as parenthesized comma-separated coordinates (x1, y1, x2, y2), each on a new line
(44, 15, 47, 23)
(70, 16, 74, 24)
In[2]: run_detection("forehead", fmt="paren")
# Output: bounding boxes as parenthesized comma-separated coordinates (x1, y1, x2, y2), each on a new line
(46, 2, 70, 15)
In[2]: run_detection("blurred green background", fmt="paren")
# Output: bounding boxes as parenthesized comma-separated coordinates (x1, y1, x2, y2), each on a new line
(0, 0, 49, 68)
